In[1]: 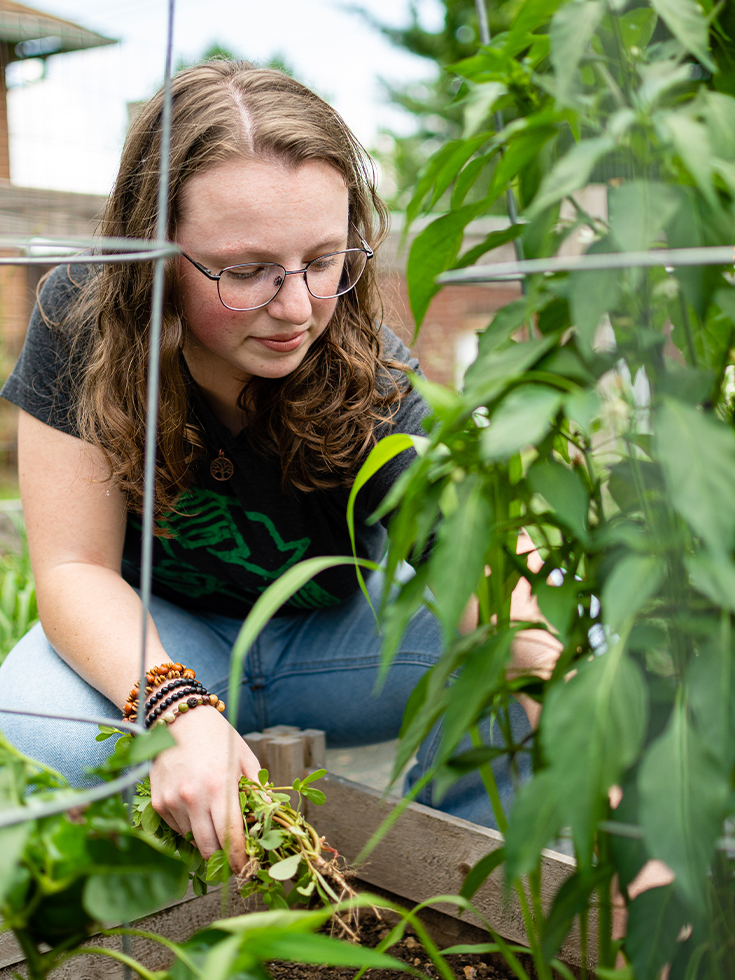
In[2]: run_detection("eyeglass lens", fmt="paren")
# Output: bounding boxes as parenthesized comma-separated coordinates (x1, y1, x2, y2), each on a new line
(217, 248, 368, 311)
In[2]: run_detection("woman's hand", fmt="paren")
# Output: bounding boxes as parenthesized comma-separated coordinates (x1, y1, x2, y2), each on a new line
(149, 706, 263, 872)
(507, 530, 564, 727)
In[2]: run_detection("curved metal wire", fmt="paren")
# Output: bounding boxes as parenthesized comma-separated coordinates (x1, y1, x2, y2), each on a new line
(0, 235, 180, 264)
(437, 244, 735, 284)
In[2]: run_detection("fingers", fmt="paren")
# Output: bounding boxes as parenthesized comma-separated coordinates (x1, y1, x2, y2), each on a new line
(149, 708, 253, 870)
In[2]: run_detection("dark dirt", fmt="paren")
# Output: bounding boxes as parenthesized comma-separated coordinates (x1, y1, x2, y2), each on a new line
(267, 909, 537, 980)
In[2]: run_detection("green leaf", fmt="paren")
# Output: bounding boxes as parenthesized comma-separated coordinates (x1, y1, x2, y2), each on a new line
(504, 769, 563, 879)
(243, 930, 411, 970)
(639, 698, 728, 904)
(128, 724, 176, 765)
(656, 398, 735, 556)
(460, 846, 505, 900)
(528, 461, 589, 542)
(564, 388, 600, 433)
(407, 203, 484, 330)
(649, 0, 716, 72)
(686, 551, 735, 613)
(141, 802, 161, 836)
(542, 640, 648, 861)
(686, 628, 735, 769)
(438, 631, 514, 759)
(462, 82, 508, 137)
(626, 884, 690, 980)
(268, 853, 303, 881)
(550, 1, 604, 105)
(701, 91, 735, 161)
(347, 431, 429, 563)
(302, 787, 326, 805)
(0, 823, 30, 905)
(481, 385, 563, 461)
(569, 266, 620, 352)
(464, 335, 558, 408)
(457, 223, 526, 270)
(205, 849, 231, 883)
(300, 768, 326, 787)
(84, 840, 188, 922)
(608, 181, 681, 252)
(475, 298, 529, 355)
(492, 126, 558, 194)
(602, 554, 666, 632)
(619, 7, 657, 49)
(259, 831, 285, 851)
(509, 0, 568, 40)
(430, 473, 493, 639)
(660, 111, 716, 207)
(526, 136, 614, 217)
(536, 576, 579, 639)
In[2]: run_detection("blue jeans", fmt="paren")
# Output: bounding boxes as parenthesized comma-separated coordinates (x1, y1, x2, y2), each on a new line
(0, 570, 530, 828)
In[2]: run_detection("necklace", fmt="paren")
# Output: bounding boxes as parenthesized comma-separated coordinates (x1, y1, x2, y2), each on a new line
(210, 450, 234, 481)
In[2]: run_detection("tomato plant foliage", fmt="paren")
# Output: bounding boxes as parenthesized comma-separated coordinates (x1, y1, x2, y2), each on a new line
(374, 0, 735, 976)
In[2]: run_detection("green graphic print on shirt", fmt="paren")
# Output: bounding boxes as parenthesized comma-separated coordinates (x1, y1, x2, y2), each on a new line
(129, 487, 340, 610)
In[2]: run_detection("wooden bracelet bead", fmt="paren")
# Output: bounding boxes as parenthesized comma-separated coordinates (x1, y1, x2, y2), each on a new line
(122, 661, 199, 723)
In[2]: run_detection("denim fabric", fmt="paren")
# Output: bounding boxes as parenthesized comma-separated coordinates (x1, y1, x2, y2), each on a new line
(0, 569, 531, 828)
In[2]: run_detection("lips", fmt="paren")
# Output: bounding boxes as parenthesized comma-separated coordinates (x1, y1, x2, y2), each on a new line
(254, 332, 306, 353)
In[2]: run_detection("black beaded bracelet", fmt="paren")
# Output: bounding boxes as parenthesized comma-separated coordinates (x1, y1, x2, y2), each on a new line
(145, 678, 206, 714)
(144, 685, 205, 727)
(147, 692, 226, 729)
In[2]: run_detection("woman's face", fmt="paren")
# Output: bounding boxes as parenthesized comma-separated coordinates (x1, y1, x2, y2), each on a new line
(176, 155, 349, 406)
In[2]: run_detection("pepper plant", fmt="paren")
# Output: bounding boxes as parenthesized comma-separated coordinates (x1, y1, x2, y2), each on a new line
(359, 0, 735, 977)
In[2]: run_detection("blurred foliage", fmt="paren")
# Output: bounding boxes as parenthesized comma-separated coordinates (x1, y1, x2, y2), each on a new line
(0, 514, 36, 665)
(356, 0, 520, 209)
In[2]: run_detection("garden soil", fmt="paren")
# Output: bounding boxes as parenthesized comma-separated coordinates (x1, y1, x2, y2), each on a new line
(267, 909, 544, 980)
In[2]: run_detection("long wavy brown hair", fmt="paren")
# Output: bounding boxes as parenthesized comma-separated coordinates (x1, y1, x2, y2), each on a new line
(66, 61, 407, 526)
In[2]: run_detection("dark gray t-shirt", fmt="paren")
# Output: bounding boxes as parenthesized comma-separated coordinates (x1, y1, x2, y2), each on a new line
(2, 264, 430, 618)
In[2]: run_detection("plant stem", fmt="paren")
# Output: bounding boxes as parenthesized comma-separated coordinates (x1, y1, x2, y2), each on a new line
(470, 725, 507, 834)
(596, 834, 614, 968)
(678, 291, 699, 367)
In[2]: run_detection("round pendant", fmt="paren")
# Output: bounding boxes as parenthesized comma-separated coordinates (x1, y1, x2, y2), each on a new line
(210, 450, 234, 481)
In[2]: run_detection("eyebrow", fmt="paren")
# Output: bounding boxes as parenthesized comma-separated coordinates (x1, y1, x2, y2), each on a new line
(201, 235, 350, 267)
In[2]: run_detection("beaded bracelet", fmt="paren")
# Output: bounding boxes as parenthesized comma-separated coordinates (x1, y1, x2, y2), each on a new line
(146, 692, 225, 729)
(144, 685, 203, 725)
(123, 661, 198, 723)
(145, 678, 207, 714)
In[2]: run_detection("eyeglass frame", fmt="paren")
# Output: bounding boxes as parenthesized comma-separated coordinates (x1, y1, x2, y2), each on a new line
(177, 225, 374, 312)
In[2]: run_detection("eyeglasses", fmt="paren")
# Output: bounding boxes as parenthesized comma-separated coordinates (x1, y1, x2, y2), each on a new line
(179, 230, 374, 312)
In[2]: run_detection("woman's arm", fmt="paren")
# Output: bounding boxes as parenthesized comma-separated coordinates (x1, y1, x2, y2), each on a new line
(19, 410, 260, 868)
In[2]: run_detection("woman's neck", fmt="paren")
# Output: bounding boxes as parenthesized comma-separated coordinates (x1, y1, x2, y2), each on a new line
(183, 349, 249, 436)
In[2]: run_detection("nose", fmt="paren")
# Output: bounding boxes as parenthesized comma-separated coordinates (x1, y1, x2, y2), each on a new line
(266, 270, 312, 325)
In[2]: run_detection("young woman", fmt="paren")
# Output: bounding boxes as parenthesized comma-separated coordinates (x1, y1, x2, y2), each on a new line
(0, 62, 546, 867)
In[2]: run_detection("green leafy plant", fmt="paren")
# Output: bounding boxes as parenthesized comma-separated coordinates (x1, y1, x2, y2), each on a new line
(0, 727, 189, 980)
(132, 762, 361, 925)
(367, 1, 735, 977)
(0, 728, 418, 980)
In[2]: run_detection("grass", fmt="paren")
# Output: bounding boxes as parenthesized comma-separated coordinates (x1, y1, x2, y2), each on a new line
(0, 508, 36, 665)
